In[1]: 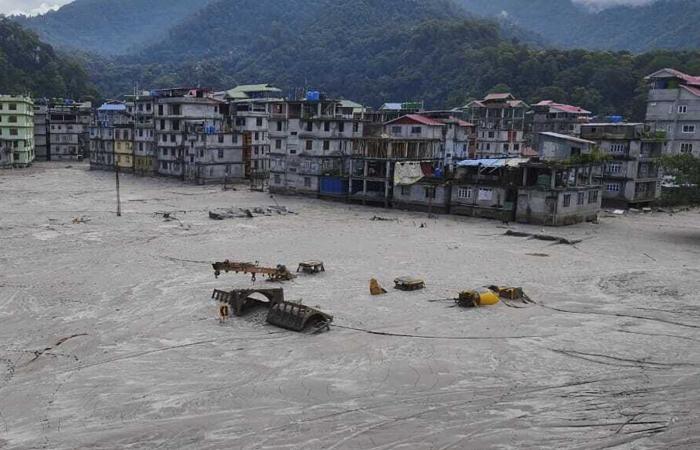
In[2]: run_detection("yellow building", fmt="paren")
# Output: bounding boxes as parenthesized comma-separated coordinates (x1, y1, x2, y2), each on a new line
(114, 125, 134, 172)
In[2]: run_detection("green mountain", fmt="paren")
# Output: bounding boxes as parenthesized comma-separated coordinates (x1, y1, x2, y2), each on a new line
(458, 0, 700, 52)
(0, 18, 96, 99)
(16, 0, 214, 56)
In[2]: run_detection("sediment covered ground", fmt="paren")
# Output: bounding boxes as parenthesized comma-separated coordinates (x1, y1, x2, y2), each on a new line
(1, 163, 699, 449)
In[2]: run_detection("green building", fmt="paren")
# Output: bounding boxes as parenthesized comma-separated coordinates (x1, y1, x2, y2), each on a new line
(0, 95, 35, 168)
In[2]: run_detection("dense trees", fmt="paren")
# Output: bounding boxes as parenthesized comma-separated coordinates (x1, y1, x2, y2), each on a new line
(0, 18, 96, 99)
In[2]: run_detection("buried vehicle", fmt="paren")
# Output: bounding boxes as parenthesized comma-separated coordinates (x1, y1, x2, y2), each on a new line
(455, 286, 533, 308)
(212, 288, 332, 333)
(267, 301, 333, 332)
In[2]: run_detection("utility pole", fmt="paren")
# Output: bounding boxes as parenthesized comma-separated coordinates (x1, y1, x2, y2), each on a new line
(115, 162, 122, 217)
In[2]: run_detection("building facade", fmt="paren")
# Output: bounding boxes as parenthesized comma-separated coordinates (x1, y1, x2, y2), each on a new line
(580, 123, 663, 207)
(645, 68, 700, 157)
(0, 95, 34, 168)
(465, 93, 528, 158)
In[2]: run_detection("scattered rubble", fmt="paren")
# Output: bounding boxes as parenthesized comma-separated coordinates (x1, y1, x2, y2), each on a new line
(394, 277, 426, 291)
(209, 206, 297, 220)
(370, 216, 398, 222)
(71, 216, 91, 224)
(297, 260, 325, 274)
(369, 278, 387, 295)
(212, 260, 296, 281)
(505, 230, 582, 245)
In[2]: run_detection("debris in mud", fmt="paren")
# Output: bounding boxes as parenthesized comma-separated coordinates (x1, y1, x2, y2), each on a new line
(453, 286, 534, 308)
(297, 260, 325, 274)
(504, 230, 582, 245)
(209, 206, 296, 220)
(370, 278, 387, 295)
(526, 253, 550, 257)
(394, 276, 426, 291)
(370, 216, 398, 222)
(212, 260, 296, 281)
(71, 216, 91, 224)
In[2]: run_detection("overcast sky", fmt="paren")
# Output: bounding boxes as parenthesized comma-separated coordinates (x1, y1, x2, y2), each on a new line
(0, 0, 662, 16)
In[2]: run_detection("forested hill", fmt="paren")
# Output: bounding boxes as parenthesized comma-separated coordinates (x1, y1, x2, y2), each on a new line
(458, 0, 700, 52)
(16, 0, 214, 56)
(0, 18, 96, 99)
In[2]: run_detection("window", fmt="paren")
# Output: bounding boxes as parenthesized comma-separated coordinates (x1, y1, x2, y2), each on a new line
(274, 174, 281, 184)
(391, 126, 401, 134)
(681, 143, 693, 153)
(339, 122, 345, 132)
(306, 140, 313, 151)
(9, 129, 17, 136)
(171, 148, 176, 156)
(678, 105, 688, 114)
(411, 126, 422, 134)
(607, 183, 621, 192)
(170, 134, 176, 143)
(324, 122, 330, 132)
(304, 177, 311, 187)
(277, 121, 283, 132)
(682, 124, 696, 133)
(9, 104, 16, 111)
(577, 192, 585, 205)
(588, 190, 599, 204)
(401, 186, 411, 196)
(171, 105, 181, 115)
(235, 118, 245, 126)
(255, 132, 260, 141)
(424, 187, 436, 199)
(158, 105, 164, 115)
(488, 131, 495, 139)
(275, 139, 282, 150)
(161, 161, 167, 169)
(563, 194, 571, 207)
(218, 134, 224, 143)
(218, 149, 224, 159)
(610, 144, 625, 153)
(323, 140, 330, 151)
(606, 162, 622, 174)
(306, 122, 313, 132)
(353, 122, 359, 133)
(8, 116, 17, 123)
(457, 187, 472, 199)
(256, 118, 263, 127)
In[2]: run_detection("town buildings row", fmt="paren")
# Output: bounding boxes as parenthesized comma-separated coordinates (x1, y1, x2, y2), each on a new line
(4, 67, 697, 222)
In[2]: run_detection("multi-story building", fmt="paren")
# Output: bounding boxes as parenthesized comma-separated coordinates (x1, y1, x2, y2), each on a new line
(153, 88, 226, 179)
(580, 123, 663, 207)
(531, 100, 592, 142)
(465, 93, 529, 158)
(128, 93, 157, 175)
(0, 95, 34, 168)
(352, 114, 442, 207)
(33, 101, 49, 160)
(269, 96, 364, 197)
(89, 102, 129, 171)
(645, 68, 700, 157)
(47, 101, 92, 161)
(114, 121, 134, 172)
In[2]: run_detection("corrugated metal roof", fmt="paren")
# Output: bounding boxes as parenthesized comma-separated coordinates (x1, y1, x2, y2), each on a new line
(98, 103, 126, 111)
(535, 100, 591, 115)
(457, 158, 530, 168)
(539, 132, 596, 145)
(646, 68, 700, 86)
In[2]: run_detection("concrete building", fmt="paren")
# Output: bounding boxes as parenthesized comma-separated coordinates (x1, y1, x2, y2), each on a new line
(645, 68, 700, 157)
(580, 123, 663, 207)
(32, 101, 49, 161)
(516, 161, 602, 226)
(114, 122, 134, 172)
(46, 101, 92, 161)
(221, 84, 285, 185)
(153, 88, 227, 179)
(465, 93, 528, 158)
(129, 93, 157, 175)
(450, 159, 527, 222)
(269, 97, 364, 197)
(351, 114, 442, 206)
(532, 101, 592, 136)
(0, 95, 34, 168)
(537, 132, 596, 161)
(89, 102, 128, 171)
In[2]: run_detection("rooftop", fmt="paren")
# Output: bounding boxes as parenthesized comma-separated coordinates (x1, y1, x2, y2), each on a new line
(645, 68, 700, 86)
(535, 100, 591, 115)
(539, 132, 596, 145)
(385, 114, 445, 127)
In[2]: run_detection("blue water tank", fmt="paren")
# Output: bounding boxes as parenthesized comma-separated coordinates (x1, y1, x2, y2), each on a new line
(607, 115, 623, 123)
(306, 91, 320, 102)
